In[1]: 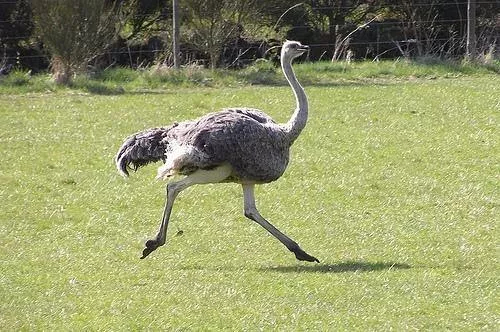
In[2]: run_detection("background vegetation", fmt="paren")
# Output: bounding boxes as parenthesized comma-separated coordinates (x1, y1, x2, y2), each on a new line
(30, 0, 124, 84)
(1, 0, 498, 78)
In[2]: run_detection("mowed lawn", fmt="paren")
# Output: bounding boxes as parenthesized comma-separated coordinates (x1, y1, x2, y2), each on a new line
(0, 73, 498, 330)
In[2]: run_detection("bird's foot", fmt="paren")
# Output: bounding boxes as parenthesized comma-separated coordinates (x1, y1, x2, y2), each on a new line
(140, 239, 162, 259)
(293, 247, 320, 263)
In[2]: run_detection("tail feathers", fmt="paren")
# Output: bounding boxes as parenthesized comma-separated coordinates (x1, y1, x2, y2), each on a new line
(115, 125, 177, 177)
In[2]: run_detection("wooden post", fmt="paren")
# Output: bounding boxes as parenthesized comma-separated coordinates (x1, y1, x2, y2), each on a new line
(466, 0, 476, 60)
(172, 0, 180, 68)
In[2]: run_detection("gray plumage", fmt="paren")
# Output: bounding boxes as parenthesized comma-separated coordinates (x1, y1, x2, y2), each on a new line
(115, 41, 319, 263)
(116, 124, 176, 176)
(116, 108, 288, 182)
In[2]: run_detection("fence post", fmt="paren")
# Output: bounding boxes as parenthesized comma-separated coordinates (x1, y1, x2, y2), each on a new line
(172, 0, 180, 68)
(466, 0, 476, 60)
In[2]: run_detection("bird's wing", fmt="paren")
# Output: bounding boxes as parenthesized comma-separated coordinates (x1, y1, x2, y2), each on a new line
(222, 107, 277, 125)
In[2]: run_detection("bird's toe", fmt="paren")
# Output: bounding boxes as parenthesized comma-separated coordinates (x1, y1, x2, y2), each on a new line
(145, 239, 158, 249)
(294, 248, 320, 263)
(140, 239, 161, 259)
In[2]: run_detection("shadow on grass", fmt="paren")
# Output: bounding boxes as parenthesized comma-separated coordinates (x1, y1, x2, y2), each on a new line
(260, 261, 411, 274)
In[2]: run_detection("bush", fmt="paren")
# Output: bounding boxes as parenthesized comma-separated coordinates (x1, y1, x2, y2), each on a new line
(31, 0, 123, 85)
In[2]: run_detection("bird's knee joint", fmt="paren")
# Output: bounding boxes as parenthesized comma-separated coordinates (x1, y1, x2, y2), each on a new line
(244, 209, 257, 221)
(166, 182, 182, 197)
(166, 182, 176, 192)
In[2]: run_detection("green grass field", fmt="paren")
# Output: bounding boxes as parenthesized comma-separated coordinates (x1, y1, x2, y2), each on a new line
(1, 62, 498, 330)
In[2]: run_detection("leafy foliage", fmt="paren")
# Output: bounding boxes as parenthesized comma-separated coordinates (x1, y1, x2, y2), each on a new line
(0, 0, 497, 71)
(0, 0, 33, 49)
(31, 0, 123, 84)
(182, 0, 263, 68)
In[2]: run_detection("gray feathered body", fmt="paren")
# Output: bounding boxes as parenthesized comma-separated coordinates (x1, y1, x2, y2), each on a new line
(116, 108, 291, 183)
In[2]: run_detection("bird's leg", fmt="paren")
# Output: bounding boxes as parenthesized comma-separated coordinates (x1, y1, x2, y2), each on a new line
(242, 184, 319, 263)
(141, 164, 233, 259)
(141, 179, 186, 259)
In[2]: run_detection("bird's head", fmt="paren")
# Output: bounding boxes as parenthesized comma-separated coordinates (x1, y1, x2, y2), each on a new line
(281, 40, 309, 61)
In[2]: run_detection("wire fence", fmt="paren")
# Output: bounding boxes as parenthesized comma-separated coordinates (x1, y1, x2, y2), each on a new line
(310, 1, 498, 9)
(1, 1, 498, 68)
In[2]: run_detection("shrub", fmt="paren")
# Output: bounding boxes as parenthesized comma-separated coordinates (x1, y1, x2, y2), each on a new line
(31, 0, 123, 85)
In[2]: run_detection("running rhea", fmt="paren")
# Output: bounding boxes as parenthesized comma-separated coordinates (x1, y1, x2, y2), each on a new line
(115, 40, 319, 262)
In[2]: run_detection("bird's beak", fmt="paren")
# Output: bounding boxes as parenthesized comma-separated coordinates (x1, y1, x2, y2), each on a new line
(298, 45, 309, 52)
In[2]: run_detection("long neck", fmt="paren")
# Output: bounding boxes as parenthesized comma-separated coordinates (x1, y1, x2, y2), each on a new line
(282, 57, 308, 145)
